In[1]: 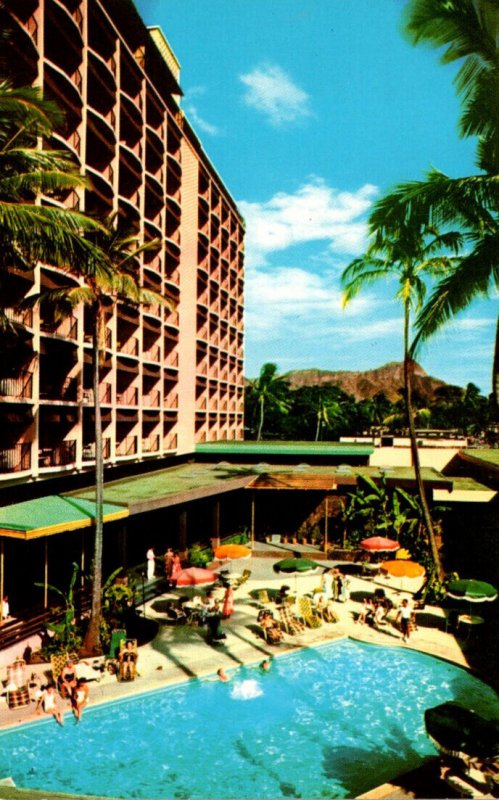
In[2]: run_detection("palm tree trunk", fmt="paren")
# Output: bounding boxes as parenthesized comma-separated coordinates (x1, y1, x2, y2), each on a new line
(256, 395, 265, 441)
(404, 304, 444, 582)
(492, 313, 499, 419)
(83, 303, 104, 654)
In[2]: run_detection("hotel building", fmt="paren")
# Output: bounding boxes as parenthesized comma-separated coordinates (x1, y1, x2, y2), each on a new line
(0, 0, 245, 486)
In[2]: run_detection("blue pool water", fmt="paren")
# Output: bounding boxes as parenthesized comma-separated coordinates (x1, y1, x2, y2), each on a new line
(1, 640, 498, 799)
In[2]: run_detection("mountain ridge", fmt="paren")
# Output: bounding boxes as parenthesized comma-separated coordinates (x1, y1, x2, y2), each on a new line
(281, 361, 450, 403)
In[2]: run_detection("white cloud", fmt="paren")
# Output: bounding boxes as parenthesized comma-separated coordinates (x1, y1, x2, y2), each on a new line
(239, 179, 377, 267)
(240, 63, 311, 126)
(183, 87, 221, 136)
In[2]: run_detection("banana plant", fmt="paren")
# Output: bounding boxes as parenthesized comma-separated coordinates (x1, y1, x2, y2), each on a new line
(35, 562, 82, 655)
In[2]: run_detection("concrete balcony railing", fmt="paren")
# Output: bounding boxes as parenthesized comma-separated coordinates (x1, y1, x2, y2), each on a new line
(0, 443, 31, 473)
(82, 438, 111, 461)
(0, 371, 33, 399)
(4, 307, 34, 327)
(143, 389, 160, 407)
(163, 433, 177, 451)
(116, 386, 139, 405)
(116, 435, 138, 457)
(142, 434, 160, 453)
(38, 440, 76, 468)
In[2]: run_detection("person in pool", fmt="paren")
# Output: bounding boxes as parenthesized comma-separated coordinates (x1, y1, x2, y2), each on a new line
(217, 668, 230, 682)
(260, 659, 272, 672)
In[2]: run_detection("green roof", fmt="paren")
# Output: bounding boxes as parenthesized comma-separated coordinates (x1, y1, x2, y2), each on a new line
(462, 449, 499, 467)
(196, 441, 374, 456)
(0, 496, 128, 539)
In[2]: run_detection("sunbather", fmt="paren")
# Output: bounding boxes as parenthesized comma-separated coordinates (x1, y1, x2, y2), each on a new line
(258, 610, 283, 644)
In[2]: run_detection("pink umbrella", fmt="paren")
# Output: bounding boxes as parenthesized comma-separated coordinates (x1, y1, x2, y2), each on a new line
(360, 536, 400, 553)
(176, 567, 217, 586)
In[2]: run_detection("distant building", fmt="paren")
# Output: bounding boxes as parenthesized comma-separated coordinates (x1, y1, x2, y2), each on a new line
(0, 0, 245, 484)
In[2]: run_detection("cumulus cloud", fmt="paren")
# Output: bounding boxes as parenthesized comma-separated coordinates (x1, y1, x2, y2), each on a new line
(239, 179, 377, 267)
(240, 63, 311, 126)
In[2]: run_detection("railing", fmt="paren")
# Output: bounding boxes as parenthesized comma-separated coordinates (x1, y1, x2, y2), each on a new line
(143, 389, 160, 407)
(0, 371, 33, 399)
(38, 440, 76, 468)
(82, 438, 111, 461)
(41, 315, 78, 340)
(164, 393, 178, 408)
(4, 307, 33, 327)
(40, 376, 78, 401)
(119, 336, 139, 356)
(143, 343, 160, 362)
(0, 443, 31, 473)
(165, 351, 179, 368)
(163, 433, 177, 450)
(142, 434, 160, 453)
(117, 386, 138, 405)
(116, 435, 138, 457)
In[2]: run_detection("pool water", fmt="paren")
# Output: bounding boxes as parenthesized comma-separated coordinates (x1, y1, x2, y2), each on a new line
(1, 640, 498, 799)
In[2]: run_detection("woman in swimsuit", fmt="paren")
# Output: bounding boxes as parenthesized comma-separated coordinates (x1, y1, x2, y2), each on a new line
(72, 678, 89, 721)
(36, 684, 64, 725)
(59, 660, 77, 699)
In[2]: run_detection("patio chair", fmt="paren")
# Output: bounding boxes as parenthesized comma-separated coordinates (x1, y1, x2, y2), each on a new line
(118, 638, 138, 681)
(298, 596, 322, 628)
(256, 589, 271, 607)
(232, 569, 251, 589)
(277, 604, 305, 635)
(314, 595, 339, 624)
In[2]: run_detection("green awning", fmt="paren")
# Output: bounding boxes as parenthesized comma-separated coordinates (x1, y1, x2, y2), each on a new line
(0, 496, 129, 540)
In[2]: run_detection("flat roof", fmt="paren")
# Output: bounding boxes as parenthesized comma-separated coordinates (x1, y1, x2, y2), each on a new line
(461, 449, 499, 468)
(65, 462, 451, 515)
(434, 476, 496, 504)
(196, 441, 374, 457)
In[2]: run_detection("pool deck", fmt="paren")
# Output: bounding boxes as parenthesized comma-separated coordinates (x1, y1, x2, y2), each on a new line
(0, 544, 497, 800)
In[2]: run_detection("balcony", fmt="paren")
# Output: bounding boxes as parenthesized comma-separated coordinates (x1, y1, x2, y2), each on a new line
(119, 336, 139, 357)
(163, 433, 177, 451)
(82, 438, 111, 462)
(82, 383, 112, 404)
(142, 434, 160, 454)
(116, 386, 138, 406)
(0, 371, 33, 400)
(116, 435, 138, 457)
(143, 389, 160, 408)
(41, 314, 78, 341)
(0, 443, 31, 473)
(38, 440, 76, 468)
(4, 307, 33, 328)
(40, 376, 78, 402)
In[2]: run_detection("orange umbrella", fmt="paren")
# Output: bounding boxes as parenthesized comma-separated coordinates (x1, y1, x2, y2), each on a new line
(214, 544, 251, 561)
(381, 560, 425, 579)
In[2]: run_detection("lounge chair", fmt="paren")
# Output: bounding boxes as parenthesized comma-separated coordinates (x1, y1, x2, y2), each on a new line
(119, 638, 138, 681)
(257, 589, 271, 607)
(277, 604, 305, 635)
(440, 764, 493, 799)
(314, 595, 338, 624)
(298, 596, 322, 628)
(232, 569, 251, 589)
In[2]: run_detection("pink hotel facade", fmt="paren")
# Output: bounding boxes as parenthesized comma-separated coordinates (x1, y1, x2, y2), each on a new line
(0, 0, 245, 482)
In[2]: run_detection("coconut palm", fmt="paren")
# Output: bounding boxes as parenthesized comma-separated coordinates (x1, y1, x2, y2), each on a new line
(26, 219, 176, 653)
(342, 226, 462, 580)
(371, 0, 499, 409)
(246, 362, 291, 441)
(0, 80, 101, 330)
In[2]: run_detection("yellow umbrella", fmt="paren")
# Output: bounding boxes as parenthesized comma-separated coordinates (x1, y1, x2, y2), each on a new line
(214, 544, 252, 561)
(214, 544, 252, 575)
(381, 560, 425, 579)
(396, 548, 412, 560)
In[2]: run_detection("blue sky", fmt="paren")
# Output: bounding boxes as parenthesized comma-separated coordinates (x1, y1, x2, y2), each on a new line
(136, 0, 495, 395)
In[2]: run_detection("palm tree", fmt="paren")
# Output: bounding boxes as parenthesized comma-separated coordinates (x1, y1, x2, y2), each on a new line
(342, 226, 461, 581)
(372, 0, 499, 409)
(246, 363, 291, 441)
(0, 80, 101, 329)
(27, 219, 176, 653)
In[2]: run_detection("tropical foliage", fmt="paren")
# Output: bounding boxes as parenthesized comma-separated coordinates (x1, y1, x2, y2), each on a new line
(35, 562, 83, 656)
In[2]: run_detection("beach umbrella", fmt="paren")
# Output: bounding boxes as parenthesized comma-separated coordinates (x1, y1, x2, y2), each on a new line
(447, 579, 497, 604)
(360, 536, 400, 553)
(425, 702, 499, 760)
(381, 560, 425, 579)
(381, 559, 425, 591)
(214, 544, 252, 575)
(176, 567, 217, 587)
(273, 557, 321, 594)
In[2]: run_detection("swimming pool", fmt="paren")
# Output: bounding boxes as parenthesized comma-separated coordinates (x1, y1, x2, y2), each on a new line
(1, 640, 498, 799)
